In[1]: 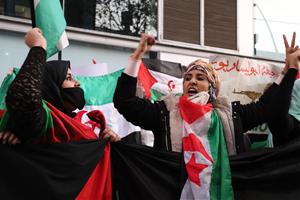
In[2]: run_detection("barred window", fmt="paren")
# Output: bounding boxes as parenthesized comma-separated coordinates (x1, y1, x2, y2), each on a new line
(0, 0, 31, 19)
(164, 0, 200, 44)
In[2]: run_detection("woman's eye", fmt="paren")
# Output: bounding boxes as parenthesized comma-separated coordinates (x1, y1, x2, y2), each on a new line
(197, 75, 206, 81)
(184, 75, 192, 81)
(66, 77, 72, 81)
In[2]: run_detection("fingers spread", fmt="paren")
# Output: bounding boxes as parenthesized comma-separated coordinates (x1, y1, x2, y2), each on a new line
(12, 137, 21, 145)
(291, 32, 296, 48)
(2, 132, 10, 144)
(283, 34, 289, 48)
(0, 132, 21, 145)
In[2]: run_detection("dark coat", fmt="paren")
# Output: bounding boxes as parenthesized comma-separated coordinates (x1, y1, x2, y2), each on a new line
(113, 69, 299, 153)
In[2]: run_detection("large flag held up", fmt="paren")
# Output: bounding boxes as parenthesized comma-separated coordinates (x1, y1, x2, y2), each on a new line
(0, 68, 140, 139)
(0, 139, 109, 200)
(178, 97, 233, 200)
(138, 58, 184, 101)
(1, 57, 300, 199)
(33, 0, 69, 58)
(76, 69, 141, 138)
(110, 139, 300, 200)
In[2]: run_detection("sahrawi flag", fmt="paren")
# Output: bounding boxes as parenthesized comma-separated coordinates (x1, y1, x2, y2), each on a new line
(137, 59, 234, 199)
(0, 67, 139, 138)
(138, 58, 184, 101)
(178, 96, 233, 200)
(76, 59, 184, 138)
(76, 69, 140, 138)
(33, 0, 69, 58)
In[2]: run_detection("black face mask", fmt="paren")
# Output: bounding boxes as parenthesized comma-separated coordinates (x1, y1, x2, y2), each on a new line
(61, 87, 86, 110)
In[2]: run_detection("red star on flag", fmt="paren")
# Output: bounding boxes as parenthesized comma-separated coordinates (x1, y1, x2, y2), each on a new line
(84, 120, 100, 131)
(186, 153, 209, 186)
(183, 134, 214, 187)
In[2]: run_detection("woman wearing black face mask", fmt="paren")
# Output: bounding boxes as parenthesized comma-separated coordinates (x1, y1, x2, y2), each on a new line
(0, 28, 119, 199)
(0, 28, 120, 143)
(42, 60, 86, 117)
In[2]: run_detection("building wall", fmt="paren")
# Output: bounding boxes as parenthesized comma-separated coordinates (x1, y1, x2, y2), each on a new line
(0, 30, 135, 82)
(2, 0, 291, 83)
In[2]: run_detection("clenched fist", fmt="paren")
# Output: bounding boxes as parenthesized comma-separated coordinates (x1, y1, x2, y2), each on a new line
(24, 28, 47, 50)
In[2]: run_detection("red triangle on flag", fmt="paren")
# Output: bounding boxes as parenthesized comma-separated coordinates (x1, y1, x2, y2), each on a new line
(185, 153, 209, 186)
(138, 62, 158, 99)
(0, 110, 5, 118)
(179, 96, 212, 124)
(182, 133, 213, 164)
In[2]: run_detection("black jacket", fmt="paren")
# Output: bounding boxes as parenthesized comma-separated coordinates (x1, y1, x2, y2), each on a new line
(113, 69, 299, 153)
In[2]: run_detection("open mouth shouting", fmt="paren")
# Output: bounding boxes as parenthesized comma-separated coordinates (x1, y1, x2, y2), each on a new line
(187, 87, 198, 97)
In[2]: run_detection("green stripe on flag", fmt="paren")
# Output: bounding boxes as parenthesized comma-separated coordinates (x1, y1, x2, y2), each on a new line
(208, 110, 234, 200)
(35, 0, 67, 58)
(76, 69, 124, 106)
(150, 89, 164, 102)
(0, 68, 19, 110)
(150, 89, 182, 102)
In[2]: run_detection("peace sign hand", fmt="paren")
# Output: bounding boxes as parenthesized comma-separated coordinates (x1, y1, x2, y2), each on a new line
(283, 32, 299, 72)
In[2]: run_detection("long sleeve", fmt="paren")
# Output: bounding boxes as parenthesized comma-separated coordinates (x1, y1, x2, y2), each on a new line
(232, 82, 278, 134)
(5, 47, 47, 141)
(267, 68, 300, 145)
(113, 72, 163, 131)
(273, 68, 298, 116)
(124, 57, 141, 77)
(234, 68, 298, 132)
(233, 68, 299, 148)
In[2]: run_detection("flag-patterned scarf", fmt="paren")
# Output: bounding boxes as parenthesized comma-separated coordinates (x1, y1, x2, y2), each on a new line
(178, 96, 234, 200)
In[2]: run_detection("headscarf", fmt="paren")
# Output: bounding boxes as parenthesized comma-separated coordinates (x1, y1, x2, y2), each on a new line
(289, 79, 300, 121)
(41, 60, 85, 117)
(184, 59, 220, 101)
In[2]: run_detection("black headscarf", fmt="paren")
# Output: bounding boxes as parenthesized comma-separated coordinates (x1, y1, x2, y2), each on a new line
(41, 60, 71, 116)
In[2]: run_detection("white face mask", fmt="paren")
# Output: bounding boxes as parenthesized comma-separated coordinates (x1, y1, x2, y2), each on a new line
(187, 91, 210, 105)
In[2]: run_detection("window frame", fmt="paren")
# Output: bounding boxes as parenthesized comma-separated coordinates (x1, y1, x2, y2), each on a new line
(1, 0, 279, 61)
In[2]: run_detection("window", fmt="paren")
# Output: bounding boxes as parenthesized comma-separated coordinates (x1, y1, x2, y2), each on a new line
(65, 0, 158, 37)
(0, 0, 31, 19)
(163, 0, 237, 50)
(205, 0, 237, 50)
(0, 1, 4, 14)
(65, 0, 96, 30)
(164, 0, 200, 44)
(0, 0, 238, 51)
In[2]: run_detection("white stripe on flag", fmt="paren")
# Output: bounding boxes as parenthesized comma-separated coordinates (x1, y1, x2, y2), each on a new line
(84, 103, 140, 138)
(56, 31, 69, 51)
(181, 111, 213, 200)
(80, 111, 101, 137)
(149, 70, 183, 94)
(34, 0, 40, 8)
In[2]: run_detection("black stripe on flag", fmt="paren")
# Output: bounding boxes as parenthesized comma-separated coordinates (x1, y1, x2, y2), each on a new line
(111, 142, 187, 200)
(0, 139, 108, 200)
(142, 58, 185, 79)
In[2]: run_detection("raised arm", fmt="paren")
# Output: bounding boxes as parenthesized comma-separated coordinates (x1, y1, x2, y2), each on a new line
(113, 34, 165, 131)
(265, 32, 300, 120)
(267, 33, 300, 145)
(5, 28, 47, 141)
(234, 33, 300, 145)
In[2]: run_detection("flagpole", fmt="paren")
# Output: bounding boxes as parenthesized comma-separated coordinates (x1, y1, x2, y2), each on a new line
(30, 0, 36, 28)
(58, 0, 64, 60)
(58, 51, 62, 60)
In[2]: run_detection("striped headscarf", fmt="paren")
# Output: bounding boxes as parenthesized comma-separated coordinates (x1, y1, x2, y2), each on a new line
(184, 59, 220, 100)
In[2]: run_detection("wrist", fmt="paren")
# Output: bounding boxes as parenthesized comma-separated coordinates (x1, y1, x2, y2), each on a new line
(124, 58, 141, 77)
(31, 43, 46, 50)
(131, 50, 144, 60)
(288, 66, 298, 70)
